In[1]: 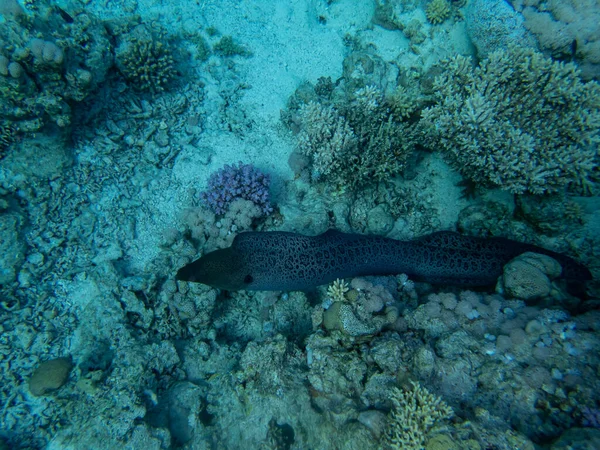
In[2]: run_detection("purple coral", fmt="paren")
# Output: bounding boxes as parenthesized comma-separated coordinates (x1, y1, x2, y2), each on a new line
(200, 162, 273, 215)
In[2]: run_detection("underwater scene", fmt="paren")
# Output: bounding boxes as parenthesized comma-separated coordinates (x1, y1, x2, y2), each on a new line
(2, 0, 600, 449)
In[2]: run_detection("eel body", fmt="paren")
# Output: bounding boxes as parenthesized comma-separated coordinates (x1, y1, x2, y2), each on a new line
(175, 230, 592, 291)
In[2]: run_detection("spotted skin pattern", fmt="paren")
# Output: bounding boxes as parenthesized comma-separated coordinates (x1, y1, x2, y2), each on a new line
(176, 230, 592, 292)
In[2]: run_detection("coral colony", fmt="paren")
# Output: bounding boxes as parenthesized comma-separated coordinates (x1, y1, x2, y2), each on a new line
(200, 162, 273, 216)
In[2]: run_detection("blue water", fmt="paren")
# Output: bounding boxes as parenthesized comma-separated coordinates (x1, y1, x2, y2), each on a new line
(1, 0, 599, 449)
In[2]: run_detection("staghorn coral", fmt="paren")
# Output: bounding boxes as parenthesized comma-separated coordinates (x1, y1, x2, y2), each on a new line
(387, 85, 423, 120)
(421, 47, 600, 195)
(384, 381, 454, 450)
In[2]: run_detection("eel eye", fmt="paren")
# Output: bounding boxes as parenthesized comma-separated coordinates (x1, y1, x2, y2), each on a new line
(244, 274, 253, 284)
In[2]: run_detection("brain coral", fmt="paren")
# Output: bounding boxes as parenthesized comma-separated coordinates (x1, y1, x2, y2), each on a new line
(421, 47, 600, 195)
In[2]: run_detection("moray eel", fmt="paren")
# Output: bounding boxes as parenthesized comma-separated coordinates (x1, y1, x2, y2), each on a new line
(176, 230, 592, 291)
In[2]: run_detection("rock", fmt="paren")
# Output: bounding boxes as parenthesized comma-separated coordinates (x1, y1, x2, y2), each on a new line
(366, 204, 394, 235)
(551, 427, 600, 450)
(358, 410, 387, 439)
(29, 357, 73, 396)
(497, 252, 561, 302)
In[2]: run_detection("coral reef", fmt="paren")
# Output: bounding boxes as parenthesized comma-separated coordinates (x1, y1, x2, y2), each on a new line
(465, 0, 536, 58)
(199, 162, 273, 216)
(0, 6, 113, 132)
(1, 2, 598, 450)
(510, 0, 600, 80)
(407, 290, 600, 441)
(421, 47, 600, 195)
(293, 86, 416, 189)
(284, 47, 423, 192)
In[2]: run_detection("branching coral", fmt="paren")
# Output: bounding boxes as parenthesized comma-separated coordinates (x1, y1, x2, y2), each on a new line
(295, 85, 416, 189)
(326, 278, 349, 303)
(322, 278, 399, 338)
(421, 47, 600, 195)
(297, 101, 357, 182)
(426, 0, 451, 25)
(384, 381, 454, 450)
(0, 121, 17, 159)
(115, 24, 176, 93)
